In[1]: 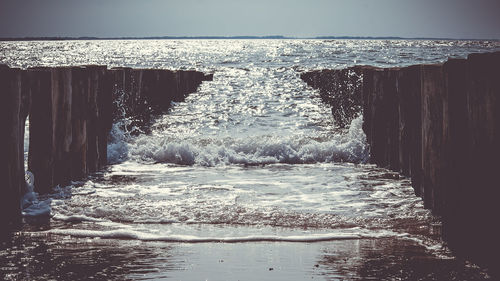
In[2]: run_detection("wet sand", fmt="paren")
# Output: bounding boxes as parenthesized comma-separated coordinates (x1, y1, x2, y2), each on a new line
(0, 225, 491, 281)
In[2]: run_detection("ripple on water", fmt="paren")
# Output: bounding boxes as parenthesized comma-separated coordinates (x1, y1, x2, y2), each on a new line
(3, 39, 498, 280)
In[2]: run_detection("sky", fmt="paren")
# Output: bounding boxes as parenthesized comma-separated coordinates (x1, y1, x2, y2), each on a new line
(0, 0, 499, 39)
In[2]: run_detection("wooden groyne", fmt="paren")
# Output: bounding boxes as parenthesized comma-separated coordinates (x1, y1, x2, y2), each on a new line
(301, 51, 500, 272)
(0, 65, 212, 226)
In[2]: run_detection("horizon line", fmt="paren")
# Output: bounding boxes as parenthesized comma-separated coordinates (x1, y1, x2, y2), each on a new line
(1, 35, 499, 42)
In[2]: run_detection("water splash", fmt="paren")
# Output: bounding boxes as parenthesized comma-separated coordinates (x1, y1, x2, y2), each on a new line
(127, 115, 368, 166)
(20, 171, 52, 217)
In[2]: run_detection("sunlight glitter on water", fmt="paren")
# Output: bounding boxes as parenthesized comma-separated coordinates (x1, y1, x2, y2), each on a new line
(3, 39, 499, 280)
(11, 38, 499, 245)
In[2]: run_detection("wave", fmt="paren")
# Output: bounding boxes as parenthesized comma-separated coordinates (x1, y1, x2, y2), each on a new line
(46, 228, 405, 243)
(109, 115, 368, 166)
(21, 171, 52, 217)
(52, 214, 105, 223)
(107, 120, 134, 164)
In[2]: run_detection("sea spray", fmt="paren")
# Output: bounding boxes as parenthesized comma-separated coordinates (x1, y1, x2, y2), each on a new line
(126, 115, 369, 166)
(2, 38, 497, 280)
(107, 121, 131, 164)
(20, 171, 52, 217)
(107, 88, 143, 164)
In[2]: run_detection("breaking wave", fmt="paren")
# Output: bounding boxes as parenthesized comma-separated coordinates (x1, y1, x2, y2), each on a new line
(109, 115, 368, 166)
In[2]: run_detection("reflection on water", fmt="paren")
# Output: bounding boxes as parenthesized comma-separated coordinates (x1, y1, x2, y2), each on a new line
(1, 229, 174, 281)
(317, 239, 489, 281)
(0, 169, 493, 280)
(1, 229, 491, 281)
(1, 39, 499, 279)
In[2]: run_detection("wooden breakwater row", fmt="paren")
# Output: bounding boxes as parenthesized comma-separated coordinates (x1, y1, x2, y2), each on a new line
(301, 51, 500, 272)
(0, 65, 212, 226)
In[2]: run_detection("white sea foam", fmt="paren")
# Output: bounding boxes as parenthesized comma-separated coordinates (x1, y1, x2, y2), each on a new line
(21, 171, 52, 217)
(46, 228, 405, 243)
(401, 235, 455, 259)
(52, 214, 105, 223)
(109, 115, 368, 166)
(107, 122, 131, 164)
(6, 39, 495, 278)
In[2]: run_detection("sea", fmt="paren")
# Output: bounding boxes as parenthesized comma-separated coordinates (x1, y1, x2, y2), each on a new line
(1, 39, 500, 280)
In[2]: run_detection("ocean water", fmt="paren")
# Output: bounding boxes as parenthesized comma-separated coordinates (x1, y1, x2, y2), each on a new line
(1, 39, 499, 280)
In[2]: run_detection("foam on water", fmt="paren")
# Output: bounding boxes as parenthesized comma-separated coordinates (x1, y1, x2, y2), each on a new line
(45, 228, 406, 243)
(20, 171, 52, 217)
(123, 115, 367, 166)
(107, 122, 131, 164)
(6, 40, 499, 278)
(21, 120, 52, 217)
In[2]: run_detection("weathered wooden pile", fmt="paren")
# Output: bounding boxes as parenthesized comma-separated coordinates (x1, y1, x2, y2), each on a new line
(0, 65, 212, 226)
(302, 51, 500, 273)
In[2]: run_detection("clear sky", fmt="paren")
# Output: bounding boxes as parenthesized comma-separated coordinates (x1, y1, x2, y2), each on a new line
(1, 0, 499, 39)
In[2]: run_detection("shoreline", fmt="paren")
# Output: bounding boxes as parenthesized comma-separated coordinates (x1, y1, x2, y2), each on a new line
(301, 50, 500, 274)
(1, 225, 491, 280)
